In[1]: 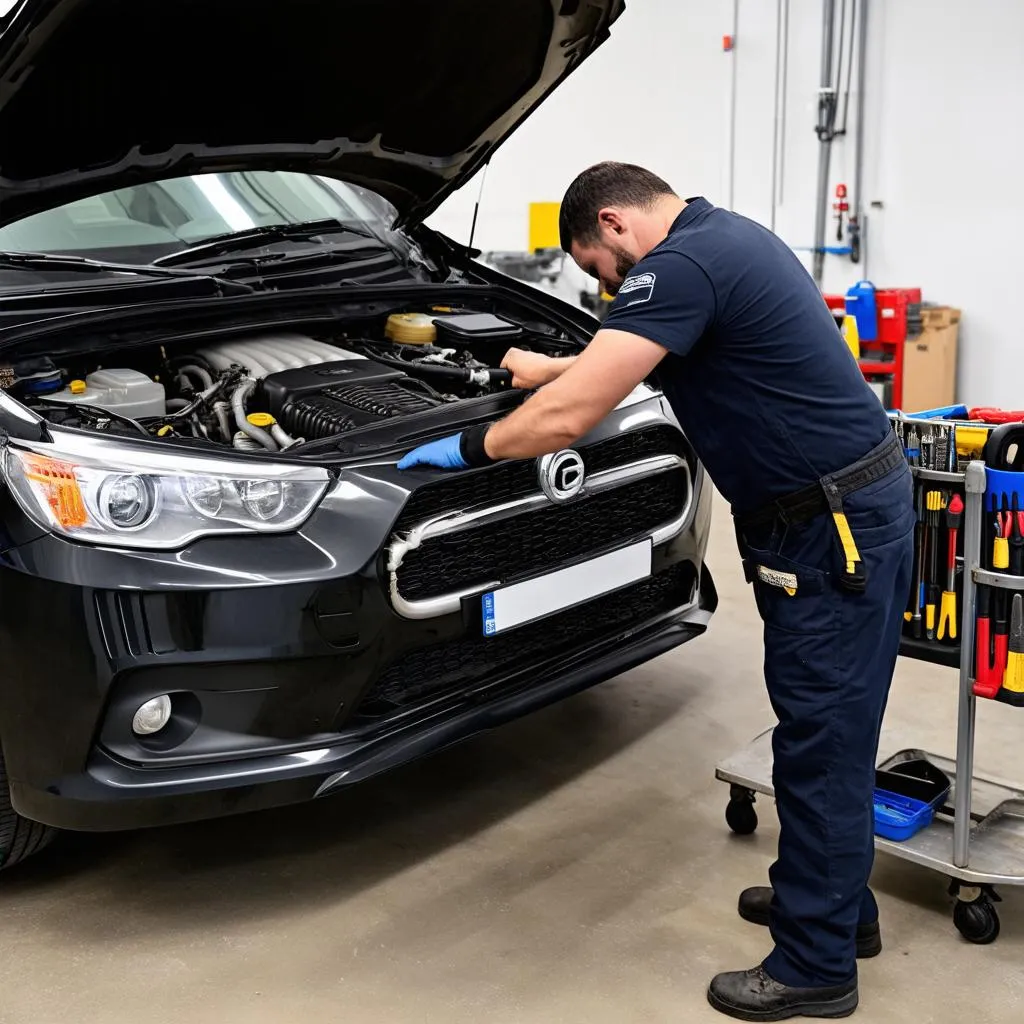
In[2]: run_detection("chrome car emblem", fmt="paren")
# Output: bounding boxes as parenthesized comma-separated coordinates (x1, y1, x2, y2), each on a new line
(538, 449, 585, 503)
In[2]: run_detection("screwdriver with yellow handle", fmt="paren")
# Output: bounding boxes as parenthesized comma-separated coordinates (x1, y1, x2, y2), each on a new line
(925, 489, 946, 640)
(1003, 594, 1024, 697)
(992, 495, 1012, 682)
(938, 493, 964, 640)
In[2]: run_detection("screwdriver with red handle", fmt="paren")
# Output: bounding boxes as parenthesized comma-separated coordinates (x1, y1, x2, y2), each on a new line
(975, 582, 997, 697)
(976, 493, 1011, 697)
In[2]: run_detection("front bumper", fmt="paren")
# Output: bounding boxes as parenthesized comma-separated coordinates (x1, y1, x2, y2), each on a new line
(8, 569, 715, 831)
(0, 395, 716, 832)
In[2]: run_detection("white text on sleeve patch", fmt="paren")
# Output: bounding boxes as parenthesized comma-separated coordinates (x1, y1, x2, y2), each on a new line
(618, 272, 656, 307)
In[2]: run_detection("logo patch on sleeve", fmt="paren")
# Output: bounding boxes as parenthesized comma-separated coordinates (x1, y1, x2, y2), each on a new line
(617, 272, 656, 307)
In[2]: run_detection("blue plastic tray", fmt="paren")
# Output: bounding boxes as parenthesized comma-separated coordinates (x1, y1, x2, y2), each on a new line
(873, 787, 946, 842)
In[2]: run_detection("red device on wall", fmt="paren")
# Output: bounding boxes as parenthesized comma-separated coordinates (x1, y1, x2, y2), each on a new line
(833, 184, 849, 241)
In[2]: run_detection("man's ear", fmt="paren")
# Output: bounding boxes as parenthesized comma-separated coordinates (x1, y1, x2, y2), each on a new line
(597, 207, 626, 236)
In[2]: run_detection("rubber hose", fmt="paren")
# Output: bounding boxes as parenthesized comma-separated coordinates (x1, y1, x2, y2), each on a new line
(231, 380, 279, 452)
(178, 364, 215, 390)
(270, 423, 298, 449)
(166, 398, 190, 412)
(214, 400, 233, 443)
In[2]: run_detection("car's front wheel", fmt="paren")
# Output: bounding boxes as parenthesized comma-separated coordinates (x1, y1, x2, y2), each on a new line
(0, 749, 56, 870)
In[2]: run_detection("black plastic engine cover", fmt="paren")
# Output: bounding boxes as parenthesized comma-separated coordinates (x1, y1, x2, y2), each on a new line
(261, 359, 405, 414)
(263, 358, 441, 439)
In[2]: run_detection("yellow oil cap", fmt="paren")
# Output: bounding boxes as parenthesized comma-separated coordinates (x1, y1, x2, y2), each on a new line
(385, 312, 437, 345)
(157, 425, 173, 437)
(247, 412, 276, 428)
(69, 379, 87, 394)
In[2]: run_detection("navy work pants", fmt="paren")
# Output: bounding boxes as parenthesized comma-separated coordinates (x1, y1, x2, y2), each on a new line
(736, 460, 915, 988)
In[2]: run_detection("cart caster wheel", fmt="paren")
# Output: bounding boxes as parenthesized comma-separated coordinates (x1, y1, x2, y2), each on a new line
(726, 786, 758, 835)
(953, 889, 1001, 945)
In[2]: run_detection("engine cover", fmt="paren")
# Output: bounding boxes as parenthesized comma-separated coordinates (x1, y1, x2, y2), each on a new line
(262, 359, 441, 439)
(196, 333, 360, 376)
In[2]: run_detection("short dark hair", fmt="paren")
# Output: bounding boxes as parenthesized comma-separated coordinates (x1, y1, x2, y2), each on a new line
(558, 162, 677, 252)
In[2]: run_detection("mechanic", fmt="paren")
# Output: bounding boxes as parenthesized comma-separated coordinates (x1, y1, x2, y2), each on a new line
(397, 162, 915, 1021)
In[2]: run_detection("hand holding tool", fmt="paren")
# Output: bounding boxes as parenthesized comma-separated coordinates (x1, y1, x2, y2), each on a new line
(938, 493, 963, 640)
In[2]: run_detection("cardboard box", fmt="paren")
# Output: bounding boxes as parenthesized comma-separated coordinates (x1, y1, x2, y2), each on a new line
(902, 307, 960, 412)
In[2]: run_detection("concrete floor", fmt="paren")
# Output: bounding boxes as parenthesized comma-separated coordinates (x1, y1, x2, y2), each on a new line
(3, 494, 1023, 1024)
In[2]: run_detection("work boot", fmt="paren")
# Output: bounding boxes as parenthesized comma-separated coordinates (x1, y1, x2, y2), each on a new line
(737, 887, 882, 959)
(707, 965, 858, 1021)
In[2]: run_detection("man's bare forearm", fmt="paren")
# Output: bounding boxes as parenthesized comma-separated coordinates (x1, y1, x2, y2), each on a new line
(407, 330, 665, 470)
(483, 384, 588, 461)
(545, 356, 577, 382)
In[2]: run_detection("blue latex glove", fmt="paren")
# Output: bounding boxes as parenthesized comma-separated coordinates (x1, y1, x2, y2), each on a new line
(397, 433, 468, 470)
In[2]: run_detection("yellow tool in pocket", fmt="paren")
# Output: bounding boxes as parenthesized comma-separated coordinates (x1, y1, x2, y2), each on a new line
(756, 565, 798, 597)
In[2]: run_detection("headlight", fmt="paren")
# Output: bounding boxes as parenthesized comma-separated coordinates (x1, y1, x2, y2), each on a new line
(2, 430, 330, 550)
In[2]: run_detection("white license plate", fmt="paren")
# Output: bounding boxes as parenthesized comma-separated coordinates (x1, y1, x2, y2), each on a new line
(481, 540, 653, 636)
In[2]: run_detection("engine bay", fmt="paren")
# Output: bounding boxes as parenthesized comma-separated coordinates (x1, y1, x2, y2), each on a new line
(9, 307, 573, 454)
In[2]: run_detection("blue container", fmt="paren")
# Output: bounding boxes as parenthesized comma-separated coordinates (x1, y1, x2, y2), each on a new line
(873, 790, 938, 842)
(985, 467, 1024, 514)
(873, 757, 950, 842)
(845, 280, 878, 341)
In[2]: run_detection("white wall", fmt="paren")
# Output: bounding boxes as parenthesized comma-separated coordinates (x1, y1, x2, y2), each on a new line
(430, 0, 1024, 407)
(429, 0, 733, 303)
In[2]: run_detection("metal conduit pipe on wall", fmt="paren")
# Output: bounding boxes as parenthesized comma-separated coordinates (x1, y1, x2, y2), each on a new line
(812, 0, 838, 287)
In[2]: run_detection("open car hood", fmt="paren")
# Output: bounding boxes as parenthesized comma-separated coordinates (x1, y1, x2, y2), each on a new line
(0, 0, 623, 230)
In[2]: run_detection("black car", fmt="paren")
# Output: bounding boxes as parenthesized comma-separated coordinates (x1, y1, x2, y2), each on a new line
(0, 0, 716, 869)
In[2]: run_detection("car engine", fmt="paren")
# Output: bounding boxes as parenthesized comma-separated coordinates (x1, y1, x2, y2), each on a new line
(20, 309, 549, 453)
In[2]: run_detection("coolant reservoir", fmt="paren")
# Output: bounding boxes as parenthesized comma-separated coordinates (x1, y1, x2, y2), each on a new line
(41, 368, 166, 418)
(385, 312, 437, 345)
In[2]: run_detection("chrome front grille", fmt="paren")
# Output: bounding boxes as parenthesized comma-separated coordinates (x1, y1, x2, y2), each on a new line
(386, 426, 694, 620)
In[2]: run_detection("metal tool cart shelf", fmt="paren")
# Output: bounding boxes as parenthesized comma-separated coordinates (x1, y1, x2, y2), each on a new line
(715, 458, 1024, 945)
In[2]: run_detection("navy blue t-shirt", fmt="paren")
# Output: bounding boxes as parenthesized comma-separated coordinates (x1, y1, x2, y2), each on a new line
(601, 197, 891, 514)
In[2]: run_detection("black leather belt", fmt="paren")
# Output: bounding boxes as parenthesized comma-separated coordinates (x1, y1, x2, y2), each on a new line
(733, 429, 904, 593)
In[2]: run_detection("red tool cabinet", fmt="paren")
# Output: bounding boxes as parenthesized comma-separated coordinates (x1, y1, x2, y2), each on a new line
(824, 288, 921, 410)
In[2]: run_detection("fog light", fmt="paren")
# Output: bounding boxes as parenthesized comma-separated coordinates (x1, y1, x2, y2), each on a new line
(132, 695, 172, 736)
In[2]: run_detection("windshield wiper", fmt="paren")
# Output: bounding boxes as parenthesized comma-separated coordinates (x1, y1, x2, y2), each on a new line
(0, 251, 254, 294)
(152, 218, 386, 268)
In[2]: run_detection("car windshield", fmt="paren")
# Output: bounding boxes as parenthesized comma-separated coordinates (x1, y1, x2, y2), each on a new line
(0, 171, 399, 265)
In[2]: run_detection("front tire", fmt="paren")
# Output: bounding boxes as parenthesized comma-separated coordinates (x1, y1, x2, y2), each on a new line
(0, 752, 56, 870)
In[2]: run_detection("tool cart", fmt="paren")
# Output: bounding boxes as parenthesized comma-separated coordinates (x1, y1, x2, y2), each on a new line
(715, 413, 1024, 944)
